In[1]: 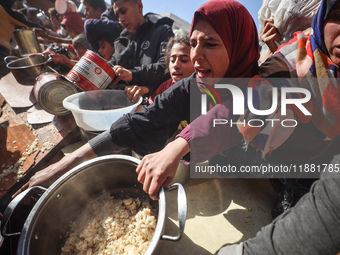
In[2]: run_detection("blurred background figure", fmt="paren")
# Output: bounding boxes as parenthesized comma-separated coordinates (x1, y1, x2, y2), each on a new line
(60, 11, 84, 38)
(100, 4, 118, 21)
(35, 10, 84, 44)
(124, 33, 194, 104)
(48, 33, 90, 70)
(26, 7, 40, 23)
(18, 6, 53, 30)
(0, 0, 44, 78)
(72, 33, 89, 59)
(18, 7, 39, 22)
(84, 18, 122, 60)
(258, 0, 321, 64)
(82, 0, 107, 19)
(48, 7, 68, 37)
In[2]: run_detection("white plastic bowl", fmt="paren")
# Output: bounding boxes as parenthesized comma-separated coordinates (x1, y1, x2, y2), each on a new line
(63, 90, 142, 132)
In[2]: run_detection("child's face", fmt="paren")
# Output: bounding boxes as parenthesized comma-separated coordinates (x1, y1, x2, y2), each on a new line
(169, 42, 194, 82)
(113, 0, 143, 33)
(98, 39, 115, 61)
(75, 46, 88, 59)
(83, 1, 102, 19)
(50, 14, 61, 28)
(65, 26, 78, 39)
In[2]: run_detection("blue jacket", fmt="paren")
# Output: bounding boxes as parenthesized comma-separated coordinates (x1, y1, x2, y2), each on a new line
(108, 13, 174, 95)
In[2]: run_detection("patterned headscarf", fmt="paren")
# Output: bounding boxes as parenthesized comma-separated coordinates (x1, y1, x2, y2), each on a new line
(190, 0, 260, 79)
(240, 0, 340, 156)
(311, 0, 338, 58)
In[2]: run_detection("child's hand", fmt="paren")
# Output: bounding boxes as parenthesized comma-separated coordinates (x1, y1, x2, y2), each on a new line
(109, 65, 133, 88)
(125, 85, 149, 102)
(260, 19, 282, 53)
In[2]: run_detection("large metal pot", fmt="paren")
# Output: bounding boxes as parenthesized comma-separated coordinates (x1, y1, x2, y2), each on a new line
(5, 55, 50, 85)
(13, 29, 41, 56)
(1, 155, 187, 255)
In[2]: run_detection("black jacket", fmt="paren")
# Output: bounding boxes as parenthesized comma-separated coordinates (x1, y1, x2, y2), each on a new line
(89, 74, 201, 157)
(108, 13, 174, 95)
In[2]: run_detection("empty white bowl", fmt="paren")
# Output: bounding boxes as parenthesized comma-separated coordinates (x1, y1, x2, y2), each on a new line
(63, 90, 142, 132)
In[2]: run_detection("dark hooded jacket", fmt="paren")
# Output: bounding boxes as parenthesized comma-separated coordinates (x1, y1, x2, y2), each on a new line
(108, 13, 174, 95)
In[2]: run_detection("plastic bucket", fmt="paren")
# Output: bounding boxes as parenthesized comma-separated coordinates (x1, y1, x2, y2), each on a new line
(63, 90, 142, 131)
(65, 50, 115, 91)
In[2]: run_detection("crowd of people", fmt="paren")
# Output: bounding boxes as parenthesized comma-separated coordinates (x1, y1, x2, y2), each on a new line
(0, 0, 120, 76)
(1, 0, 340, 254)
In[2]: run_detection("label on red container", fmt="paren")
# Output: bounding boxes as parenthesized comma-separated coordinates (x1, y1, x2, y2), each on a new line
(66, 51, 115, 91)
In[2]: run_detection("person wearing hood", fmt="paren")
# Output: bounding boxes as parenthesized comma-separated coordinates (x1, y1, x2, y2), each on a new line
(84, 18, 122, 59)
(108, 0, 174, 95)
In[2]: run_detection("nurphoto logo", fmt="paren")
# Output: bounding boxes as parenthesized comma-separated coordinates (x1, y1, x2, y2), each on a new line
(200, 83, 312, 128)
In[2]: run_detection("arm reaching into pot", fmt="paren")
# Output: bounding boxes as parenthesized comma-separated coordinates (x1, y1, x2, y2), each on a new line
(49, 53, 76, 69)
(13, 138, 189, 201)
(34, 27, 72, 44)
(13, 143, 97, 198)
(136, 137, 190, 200)
(13, 78, 190, 200)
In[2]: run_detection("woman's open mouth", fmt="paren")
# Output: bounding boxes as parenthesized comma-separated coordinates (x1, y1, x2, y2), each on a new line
(195, 67, 211, 78)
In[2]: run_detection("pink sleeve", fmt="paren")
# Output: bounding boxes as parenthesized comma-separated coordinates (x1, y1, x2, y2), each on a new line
(177, 101, 243, 164)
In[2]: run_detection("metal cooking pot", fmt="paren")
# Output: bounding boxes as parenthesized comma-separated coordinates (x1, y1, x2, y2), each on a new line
(36, 12, 52, 28)
(5, 55, 51, 85)
(1, 155, 187, 255)
(13, 29, 41, 56)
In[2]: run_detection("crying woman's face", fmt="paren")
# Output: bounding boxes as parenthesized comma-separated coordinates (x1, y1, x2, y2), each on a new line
(190, 18, 230, 82)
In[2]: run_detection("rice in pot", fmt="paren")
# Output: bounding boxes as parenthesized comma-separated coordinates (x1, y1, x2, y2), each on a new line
(61, 195, 157, 255)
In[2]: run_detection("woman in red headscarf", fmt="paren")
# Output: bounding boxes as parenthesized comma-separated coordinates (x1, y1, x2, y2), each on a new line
(135, 0, 260, 199)
(14, 0, 260, 200)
